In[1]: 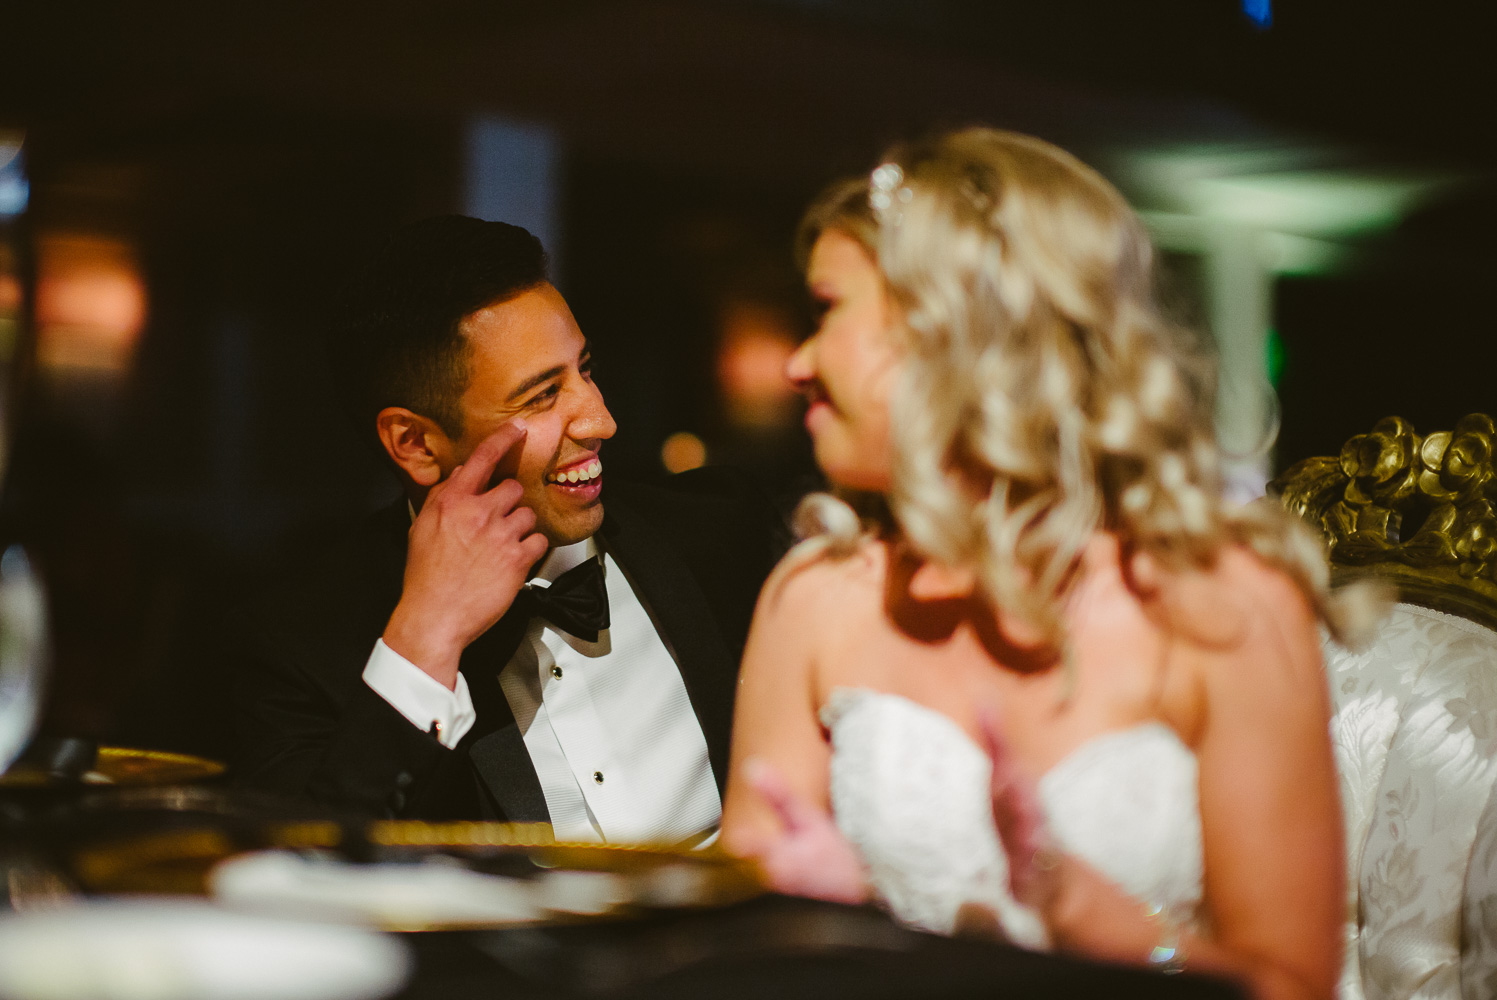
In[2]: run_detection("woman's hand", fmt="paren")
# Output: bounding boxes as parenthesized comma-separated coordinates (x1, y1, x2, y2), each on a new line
(978, 710, 1061, 912)
(978, 711, 1164, 961)
(979, 710, 1189, 963)
(740, 758, 870, 905)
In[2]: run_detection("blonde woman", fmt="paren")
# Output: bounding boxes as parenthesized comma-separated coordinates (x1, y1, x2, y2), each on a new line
(721, 129, 1372, 1000)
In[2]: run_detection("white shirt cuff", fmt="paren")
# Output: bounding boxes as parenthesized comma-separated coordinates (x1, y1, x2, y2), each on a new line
(362, 639, 477, 748)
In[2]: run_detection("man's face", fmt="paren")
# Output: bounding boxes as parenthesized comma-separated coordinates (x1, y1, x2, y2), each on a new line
(440, 283, 617, 546)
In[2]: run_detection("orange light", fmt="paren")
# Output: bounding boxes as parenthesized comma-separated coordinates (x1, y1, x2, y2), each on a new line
(661, 431, 708, 474)
(0, 273, 19, 314)
(716, 302, 798, 430)
(35, 234, 146, 375)
(0, 273, 19, 368)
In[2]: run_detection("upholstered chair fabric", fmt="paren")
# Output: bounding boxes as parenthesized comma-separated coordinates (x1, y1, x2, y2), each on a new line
(1462, 782, 1497, 1000)
(1324, 604, 1497, 1000)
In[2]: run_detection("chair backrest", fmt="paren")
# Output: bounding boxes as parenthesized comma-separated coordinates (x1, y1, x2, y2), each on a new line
(1273, 413, 1497, 1000)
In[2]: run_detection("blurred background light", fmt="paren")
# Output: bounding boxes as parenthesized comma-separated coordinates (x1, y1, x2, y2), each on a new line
(1112, 141, 1472, 495)
(34, 235, 147, 376)
(466, 117, 563, 285)
(0, 274, 19, 316)
(715, 301, 799, 431)
(1182, 170, 1460, 240)
(1242, 0, 1272, 30)
(1119, 145, 1466, 244)
(660, 431, 708, 473)
(0, 177, 26, 218)
(0, 266, 19, 369)
(0, 133, 26, 218)
(1265, 328, 1286, 387)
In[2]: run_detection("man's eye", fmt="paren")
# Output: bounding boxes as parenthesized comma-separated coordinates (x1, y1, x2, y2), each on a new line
(526, 385, 561, 407)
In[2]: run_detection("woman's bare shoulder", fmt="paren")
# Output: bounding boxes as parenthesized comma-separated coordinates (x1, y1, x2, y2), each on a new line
(1157, 544, 1322, 687)
(740, 538, 888, 690)
(758, 536, 888, 618)
(1221, 543, 1317, 605)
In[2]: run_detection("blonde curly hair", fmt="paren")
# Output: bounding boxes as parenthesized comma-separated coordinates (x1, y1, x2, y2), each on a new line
(793, 127, 1379, 649)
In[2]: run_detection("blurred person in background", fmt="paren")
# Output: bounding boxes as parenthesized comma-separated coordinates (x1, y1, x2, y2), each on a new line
(234, 217, 782, 839)
(722, 129, 1376, 1000)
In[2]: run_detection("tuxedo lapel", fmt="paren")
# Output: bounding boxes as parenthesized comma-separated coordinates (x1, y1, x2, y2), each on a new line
(461, 611, 551, 823)
(377, 498, 548, 823)
(384, 478, 747, 819)
(600, 499, 738, 793)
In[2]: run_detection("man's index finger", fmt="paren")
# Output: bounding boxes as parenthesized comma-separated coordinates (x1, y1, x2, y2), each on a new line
(447, 419, 528, 495)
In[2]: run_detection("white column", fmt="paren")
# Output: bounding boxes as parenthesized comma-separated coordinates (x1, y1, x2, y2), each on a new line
(1203, 221, 1276, 502)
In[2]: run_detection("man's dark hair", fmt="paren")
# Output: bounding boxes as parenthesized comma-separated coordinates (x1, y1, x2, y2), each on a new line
(333, 215, 548, 442)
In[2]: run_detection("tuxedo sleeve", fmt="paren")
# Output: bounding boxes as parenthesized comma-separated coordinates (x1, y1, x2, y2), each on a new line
(231, 611, 482, 818)
(362, 639, 476, 748)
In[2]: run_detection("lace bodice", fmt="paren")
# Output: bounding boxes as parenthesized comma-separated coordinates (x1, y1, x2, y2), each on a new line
(820, 688, 1203, 944)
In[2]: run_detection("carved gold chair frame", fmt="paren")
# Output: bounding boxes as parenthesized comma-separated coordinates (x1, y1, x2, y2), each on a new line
(1271, 413, 1497, 633)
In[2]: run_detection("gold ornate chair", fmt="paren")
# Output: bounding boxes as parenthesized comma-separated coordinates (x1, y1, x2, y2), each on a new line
(1273, 414, 1497, 1000)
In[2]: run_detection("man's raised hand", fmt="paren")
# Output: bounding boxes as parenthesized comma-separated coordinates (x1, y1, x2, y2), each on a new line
(382, 420, 549, 690)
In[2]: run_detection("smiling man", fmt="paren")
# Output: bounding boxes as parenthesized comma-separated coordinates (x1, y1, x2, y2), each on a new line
(233, 217, 784, 840)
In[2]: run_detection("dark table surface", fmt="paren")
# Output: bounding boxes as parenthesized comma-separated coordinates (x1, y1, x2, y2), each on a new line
(1, 781, 1244, 1000)
(394, 895, 1244, 1000)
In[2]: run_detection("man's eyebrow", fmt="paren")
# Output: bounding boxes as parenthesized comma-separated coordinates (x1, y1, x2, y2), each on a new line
(506, 365, 566, 403)
(505, 342, 593, 403)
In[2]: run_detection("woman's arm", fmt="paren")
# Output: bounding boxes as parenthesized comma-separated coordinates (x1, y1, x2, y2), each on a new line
(1186, 563, 1343, 999)
(720, 560, 837, 855)
(720, 559, 871, 902)
(1038, 560, 1343, 1000)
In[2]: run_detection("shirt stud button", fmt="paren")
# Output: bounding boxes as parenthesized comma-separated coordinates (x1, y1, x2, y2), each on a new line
(593, 771, 604, 784)
(551, 665, 563, 679)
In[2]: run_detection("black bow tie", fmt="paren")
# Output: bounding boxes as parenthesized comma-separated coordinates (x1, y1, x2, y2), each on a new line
(515, 556, 610, 641)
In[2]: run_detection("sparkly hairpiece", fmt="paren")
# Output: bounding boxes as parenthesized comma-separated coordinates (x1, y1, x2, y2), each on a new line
(868, 162, 911, 224)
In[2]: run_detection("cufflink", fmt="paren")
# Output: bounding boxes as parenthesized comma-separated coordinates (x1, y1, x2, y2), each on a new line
(427, 720, 443, 739)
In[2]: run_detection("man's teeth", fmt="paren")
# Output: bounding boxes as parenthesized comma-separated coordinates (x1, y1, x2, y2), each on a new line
(549, 460, 602, 485)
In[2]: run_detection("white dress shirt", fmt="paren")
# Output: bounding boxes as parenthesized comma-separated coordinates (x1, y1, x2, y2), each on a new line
(362, 537, 721, 845)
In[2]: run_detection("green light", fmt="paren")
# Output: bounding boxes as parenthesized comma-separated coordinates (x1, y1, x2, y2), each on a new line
(1266, 328, 1286, 386)
(1118, 145, 1468, 242)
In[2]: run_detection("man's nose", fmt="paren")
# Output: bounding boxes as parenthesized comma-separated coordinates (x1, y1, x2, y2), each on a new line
(571, 379, 617, 442)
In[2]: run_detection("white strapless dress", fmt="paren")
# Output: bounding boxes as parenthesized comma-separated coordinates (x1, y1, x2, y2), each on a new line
(820, 688, 1204, 947)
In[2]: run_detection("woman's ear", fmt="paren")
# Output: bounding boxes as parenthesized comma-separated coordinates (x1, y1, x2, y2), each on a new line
(375, 407, 449, 488)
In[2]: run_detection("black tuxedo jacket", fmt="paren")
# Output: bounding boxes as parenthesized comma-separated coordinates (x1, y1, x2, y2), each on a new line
(232, 468, 785, 820)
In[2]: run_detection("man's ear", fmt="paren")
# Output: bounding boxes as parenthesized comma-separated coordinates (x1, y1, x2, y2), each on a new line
(376, 407, 450, 488)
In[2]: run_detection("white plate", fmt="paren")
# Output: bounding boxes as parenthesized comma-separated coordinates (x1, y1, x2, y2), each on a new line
(210, 851, 639, 930)
(0, 899, 409, 1000)
(211, 851, 547, 930)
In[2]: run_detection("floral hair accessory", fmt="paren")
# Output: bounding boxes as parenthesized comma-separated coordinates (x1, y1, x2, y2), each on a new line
(869, 162, 911, 223)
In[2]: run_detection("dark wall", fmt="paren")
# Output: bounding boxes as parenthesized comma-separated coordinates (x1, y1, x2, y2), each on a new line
(3, 109, 464, 757)
(563, 153, 818, 497)
(1275, 189, 1497, 467)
